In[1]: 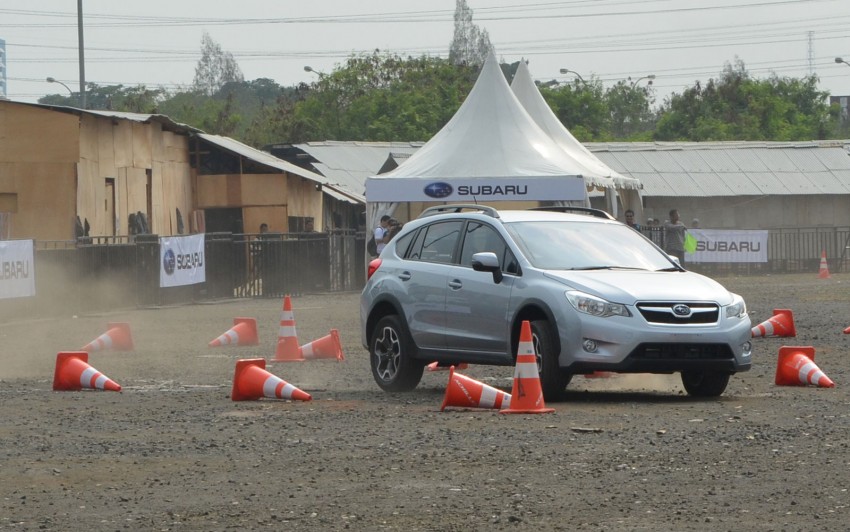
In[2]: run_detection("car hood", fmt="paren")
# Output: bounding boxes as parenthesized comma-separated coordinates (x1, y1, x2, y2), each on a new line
(543, 269, 735, 305)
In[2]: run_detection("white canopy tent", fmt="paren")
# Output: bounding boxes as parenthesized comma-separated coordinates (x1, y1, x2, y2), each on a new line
(365, 50, 641, 230)
(509, 60, 644, 220)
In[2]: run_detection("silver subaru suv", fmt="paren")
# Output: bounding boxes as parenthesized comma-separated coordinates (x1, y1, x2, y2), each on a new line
(360, 205, 752, 400)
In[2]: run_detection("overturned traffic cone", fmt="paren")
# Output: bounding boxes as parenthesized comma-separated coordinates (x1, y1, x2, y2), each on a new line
(209, 317, 259, 347)
(844, 325, 850, 334)
(441, 366, 511, 411)
(775, 346, 834, 388)
(273, 295, 303, 361)
(300, 329, 345, 361)
(231, 358, 312, 401)
(501, 321, 554, 415)
(751, 309, 796, 338)
(818, 250, 831, 279)
(81, 322, 134, 352)
(428, 361, 468, 372)
(53, 351, 121, 392)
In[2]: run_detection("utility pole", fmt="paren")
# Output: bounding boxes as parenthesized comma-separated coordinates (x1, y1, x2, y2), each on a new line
(78, 0, 86, 109)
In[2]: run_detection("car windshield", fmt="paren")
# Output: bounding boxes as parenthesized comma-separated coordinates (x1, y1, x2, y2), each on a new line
(505, 220, 676, 271)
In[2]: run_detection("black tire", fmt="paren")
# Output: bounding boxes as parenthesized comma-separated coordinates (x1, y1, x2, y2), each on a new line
(681, 370, 730, 397)
(369, 315, 424, 392)
(530, 319, 572, 401)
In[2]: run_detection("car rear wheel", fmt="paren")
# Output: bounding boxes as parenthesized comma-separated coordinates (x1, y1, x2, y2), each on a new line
(531, 319, 572, 401)
(370, 315, 424, 392)
(681, 370, 730, 397)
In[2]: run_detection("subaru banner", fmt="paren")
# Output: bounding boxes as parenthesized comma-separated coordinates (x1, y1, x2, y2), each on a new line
(159, 234, 206, 288)
(0, 239, 35, 299)
(365, 176, 586, 202)
(688, 229, 768, 263)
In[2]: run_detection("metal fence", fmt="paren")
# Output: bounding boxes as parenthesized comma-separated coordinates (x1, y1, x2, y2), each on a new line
(1, 225, 846, 320)
(642, 226, 850, 275)
(0, 231, 366, 321)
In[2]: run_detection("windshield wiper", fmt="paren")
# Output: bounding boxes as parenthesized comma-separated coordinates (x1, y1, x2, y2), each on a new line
(570, 266, 649, 271)
(656, 266, 683, 272)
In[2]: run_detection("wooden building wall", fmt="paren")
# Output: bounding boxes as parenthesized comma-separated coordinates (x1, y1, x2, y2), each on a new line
(196, 170, 322, 234)
(0, 102, 79, 240)
(77, 115, 191, 237)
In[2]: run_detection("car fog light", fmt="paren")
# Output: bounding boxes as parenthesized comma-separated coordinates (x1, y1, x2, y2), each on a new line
(742, 341, 752, 357)
(583, 338, 598, 353)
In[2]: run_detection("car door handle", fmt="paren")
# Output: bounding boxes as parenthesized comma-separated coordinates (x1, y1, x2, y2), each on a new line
(448, 279, 462, 290)
(398, 271, 411, 281)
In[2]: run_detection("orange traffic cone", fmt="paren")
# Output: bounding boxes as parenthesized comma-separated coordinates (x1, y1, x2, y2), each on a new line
(274, 295, 303, 362)
(209, 317, 259, 347)
(584, 371, 614, 378)
(500, 321, 554, 415)
(299, 329, 345, 361)
(427, 361, 469, 372)
(53, 351, 121, 392)
(775, 346, 834, 388)
(751, 309, 796, 338)
(818, 250, 831, 279)
(441, 366, 511, 411)
(81, 322, 134, 352)
(843, 325, 850, 334)
(231, 358, 312, 401)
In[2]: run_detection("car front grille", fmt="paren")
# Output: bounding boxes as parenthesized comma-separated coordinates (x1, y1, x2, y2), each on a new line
(629, 343, 734, 360)
(637, 302, 719, 325)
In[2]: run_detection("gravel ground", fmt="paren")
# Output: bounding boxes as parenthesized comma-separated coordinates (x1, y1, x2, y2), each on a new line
(1, 272, 849, 531)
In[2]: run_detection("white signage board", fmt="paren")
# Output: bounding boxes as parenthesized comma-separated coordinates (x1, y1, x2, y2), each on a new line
(159, 234, 206, 287)
(689, 229, 768, 263)
(0, 239, 36, 299)
(365, 176, 586, 202)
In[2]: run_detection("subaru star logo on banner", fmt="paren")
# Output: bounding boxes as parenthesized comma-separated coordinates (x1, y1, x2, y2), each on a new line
(0, 239, 36, 299)
(159, 234, 206, 288)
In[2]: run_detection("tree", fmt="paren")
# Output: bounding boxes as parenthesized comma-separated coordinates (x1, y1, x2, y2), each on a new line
(605, 80, 656, 140)
(193, 32, 244, 96)
(654, 59, 833, 141)
(286, 51, 478, 142)
(448, 0, 492, 66)
(540, 78, 611, 141)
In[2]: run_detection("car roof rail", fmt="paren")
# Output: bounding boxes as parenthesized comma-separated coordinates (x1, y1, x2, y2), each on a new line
(529, 206, 616, 220)
(418, 204, 500, 219)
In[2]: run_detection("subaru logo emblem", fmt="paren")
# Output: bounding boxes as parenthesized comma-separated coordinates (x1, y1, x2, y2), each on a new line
(163, 249, 176, 276)
(672, 304, 691, 317)
(423, 182, 453, 199)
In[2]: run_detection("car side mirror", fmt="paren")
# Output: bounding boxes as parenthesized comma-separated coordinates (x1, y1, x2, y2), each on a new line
(471, 252, 503, 284)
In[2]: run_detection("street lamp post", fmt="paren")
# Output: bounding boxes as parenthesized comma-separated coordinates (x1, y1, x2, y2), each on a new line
(304, 65, 341, 138)
(304, 65, 324, 77)
(559, 68, 586, 84)
(836, 57, 850, 69)
(46, 77, 75, 104)
(630, 74, 656, 89)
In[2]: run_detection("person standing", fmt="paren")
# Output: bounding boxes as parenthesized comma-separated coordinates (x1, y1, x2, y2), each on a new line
(374, 215, 391, 256)
(624, 209, 641, 231)
(664, 209, 687, 264)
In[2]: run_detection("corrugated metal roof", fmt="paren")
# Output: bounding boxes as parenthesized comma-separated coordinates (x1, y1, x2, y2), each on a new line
(588, 140, 850, 196)
(295, 141, 422, 198)
(199, 134, 363, 204)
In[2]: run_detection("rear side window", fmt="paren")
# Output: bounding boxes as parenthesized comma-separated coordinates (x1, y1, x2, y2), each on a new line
(406, 221, 462, 264)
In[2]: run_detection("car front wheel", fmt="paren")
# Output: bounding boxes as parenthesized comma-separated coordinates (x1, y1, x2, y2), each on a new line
(531, 319, 572, 401)
(681, 370, 730, 397)
(370, 315, 424, 392)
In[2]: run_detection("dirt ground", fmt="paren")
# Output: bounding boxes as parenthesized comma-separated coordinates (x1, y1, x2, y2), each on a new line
(1, 272, 849, 531)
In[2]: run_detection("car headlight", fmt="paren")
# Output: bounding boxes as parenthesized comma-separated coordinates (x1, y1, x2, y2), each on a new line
(725, 294, 747, 319)
(566, 290, 631, 318)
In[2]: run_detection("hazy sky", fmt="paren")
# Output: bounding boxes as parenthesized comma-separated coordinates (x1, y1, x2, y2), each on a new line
(2, 0, 849, 106)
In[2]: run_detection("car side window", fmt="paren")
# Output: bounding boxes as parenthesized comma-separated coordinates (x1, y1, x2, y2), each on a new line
(408, 221, 462, 264)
